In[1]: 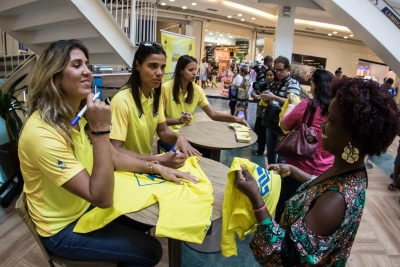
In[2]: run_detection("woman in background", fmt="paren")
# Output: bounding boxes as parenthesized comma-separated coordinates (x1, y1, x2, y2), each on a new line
(335, 67, 343, 78)
(234, 66, 252, 121)
(235, 77, 399, 266)
(228, 66, 242, 115)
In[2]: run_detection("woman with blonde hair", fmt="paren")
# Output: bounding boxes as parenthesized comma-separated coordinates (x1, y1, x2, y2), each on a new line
(19, 39, 197, 266)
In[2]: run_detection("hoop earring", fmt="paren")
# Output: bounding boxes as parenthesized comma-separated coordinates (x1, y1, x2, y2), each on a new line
(342, 142, 359, 164)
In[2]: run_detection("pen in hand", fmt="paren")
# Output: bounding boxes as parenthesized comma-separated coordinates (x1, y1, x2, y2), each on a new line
(170, 147, 181, 155)
(71, 92, 101, 126)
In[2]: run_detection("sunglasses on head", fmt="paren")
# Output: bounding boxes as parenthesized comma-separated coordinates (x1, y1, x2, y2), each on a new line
(139, 41, 163, 48)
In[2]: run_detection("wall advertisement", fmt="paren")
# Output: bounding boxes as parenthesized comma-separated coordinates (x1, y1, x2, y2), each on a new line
(161, 30, 195, 82)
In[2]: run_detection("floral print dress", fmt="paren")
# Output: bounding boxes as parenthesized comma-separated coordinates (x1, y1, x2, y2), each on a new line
(250, 169, 367, 266)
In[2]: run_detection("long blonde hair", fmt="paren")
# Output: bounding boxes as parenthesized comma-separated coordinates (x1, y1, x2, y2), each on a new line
(26, 39, 91, 151)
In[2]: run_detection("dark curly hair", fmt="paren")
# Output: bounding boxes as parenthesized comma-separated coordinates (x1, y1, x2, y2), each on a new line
(331, 78, 400, 156)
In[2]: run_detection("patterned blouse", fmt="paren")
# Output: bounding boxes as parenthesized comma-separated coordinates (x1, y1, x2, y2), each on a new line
(250, 170, 367, 266)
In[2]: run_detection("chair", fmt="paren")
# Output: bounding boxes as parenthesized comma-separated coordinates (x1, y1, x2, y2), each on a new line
(15, 192, 118, 267)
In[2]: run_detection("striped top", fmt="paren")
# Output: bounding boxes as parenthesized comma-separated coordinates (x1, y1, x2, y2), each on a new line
(270, 76, 301, 106)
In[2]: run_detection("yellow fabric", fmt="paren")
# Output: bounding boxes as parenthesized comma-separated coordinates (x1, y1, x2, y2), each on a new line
(74, 157, 214, 244)
(162, 80, 209, 133)
(221, 157, 281, 257)
(110, 87, 166, 155)
(18, 111, 91, 237)
(279, 93, 301, 134)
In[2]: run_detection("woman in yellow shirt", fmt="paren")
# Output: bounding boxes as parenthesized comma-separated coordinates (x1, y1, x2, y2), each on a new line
(19, 39, 198, 266)
(158, 55, 249, 152)
(110, 44, 201, 168)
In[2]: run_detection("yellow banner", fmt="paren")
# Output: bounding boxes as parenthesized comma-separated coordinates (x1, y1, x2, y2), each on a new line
(161, 31, 195, 82)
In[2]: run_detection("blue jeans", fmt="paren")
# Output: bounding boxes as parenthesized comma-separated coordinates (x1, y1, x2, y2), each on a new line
(266, 128, 285, 165)
(41, 213, 162, 267)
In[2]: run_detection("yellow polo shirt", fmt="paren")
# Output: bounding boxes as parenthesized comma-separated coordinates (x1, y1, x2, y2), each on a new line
(110, 87, 166, 155)
(19, 111, 92, 237)
(162, 80, 209, 133)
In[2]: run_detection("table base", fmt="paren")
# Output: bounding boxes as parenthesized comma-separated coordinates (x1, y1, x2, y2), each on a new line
(210, 149, 221, 162)
(168, 239, 182, 267)
(185, 218, 222, 253)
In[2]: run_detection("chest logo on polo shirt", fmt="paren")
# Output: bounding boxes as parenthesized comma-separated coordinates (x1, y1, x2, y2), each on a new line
(57, 159, 68, 170)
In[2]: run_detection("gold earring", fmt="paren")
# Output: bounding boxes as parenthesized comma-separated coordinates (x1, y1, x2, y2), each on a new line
(342, 142, 359, 164)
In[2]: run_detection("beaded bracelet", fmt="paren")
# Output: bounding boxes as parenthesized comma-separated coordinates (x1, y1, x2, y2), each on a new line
(253, 205, 266, 212)
(91, 130, 110, 135)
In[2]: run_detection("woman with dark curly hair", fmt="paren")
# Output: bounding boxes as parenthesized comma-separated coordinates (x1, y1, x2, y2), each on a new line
(274, 68, 335, 221)
(234, 77, 400, 266)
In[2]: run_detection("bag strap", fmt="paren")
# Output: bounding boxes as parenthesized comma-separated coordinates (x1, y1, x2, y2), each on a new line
(301, 99, 316, 127)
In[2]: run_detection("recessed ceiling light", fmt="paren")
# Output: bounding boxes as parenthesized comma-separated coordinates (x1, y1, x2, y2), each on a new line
(192, 2, 197, 5)
(217, 43, 220, 45)
(161, 2, 166, 5)
(238, 14, 242, 16)
(241, 18, 245, 21)
(205, 30, 208, 31)
(333, 31, 337, 34)
(344, 36, 348, 38)
(349, 34, 354, 37)
(169, 0, 174, 1)
(251, 17, 256, 20)
(229, 36, 233, 38)
(182, 6, 187, 9)
(209, 44, 212, 46)
(209, 33, 213, 35)
(328, 33, 332, 36)
(219, 34, 223, 36)
(227, 15, 232, 18)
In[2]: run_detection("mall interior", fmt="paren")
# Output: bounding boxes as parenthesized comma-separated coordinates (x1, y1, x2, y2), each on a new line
(1, 0, 400, 266)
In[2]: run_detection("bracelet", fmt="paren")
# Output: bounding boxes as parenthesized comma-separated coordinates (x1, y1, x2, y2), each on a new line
(147, 160, 160, 174)
(91, 130, 110, 135)
(253, 205, 266, 212)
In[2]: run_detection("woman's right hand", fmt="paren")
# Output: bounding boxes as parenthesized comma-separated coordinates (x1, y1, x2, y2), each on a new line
(153, 164, 199, 185)
(267, 164, 292, 178)
(158, 151, 187, 169)
(234, 165, 260, 199)
(85, 93, 111, 131)
(179, 113, 192, 125)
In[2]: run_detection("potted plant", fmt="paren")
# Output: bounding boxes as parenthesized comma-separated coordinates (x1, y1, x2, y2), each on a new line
(0, 74, 27, 207)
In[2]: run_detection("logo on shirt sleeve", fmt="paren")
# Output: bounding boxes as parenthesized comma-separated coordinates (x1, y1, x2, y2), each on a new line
(57, 159, 68, 170)
(255, 166, 271, 197)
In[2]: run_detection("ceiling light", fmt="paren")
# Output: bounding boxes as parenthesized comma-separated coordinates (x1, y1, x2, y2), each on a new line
(161, 2, 166, 5)
(217, 43, 220, 45)
(227, 15, 232, 18)
(219, 34, 223, 36)
(238, 14, 242, 16)
(344, 36, 348, 38)
(169, 0, 175, 1)
(229, 36, 233, 38)
(241, 18, 245, 21)
(182, 6, 187, 9)
(333, 31, 337, 34)
(209, 44, 212, 46)
(192, 2, 197, 5)
(349, 34, 354, 37)
(251, 17, 256, 20)
(205, 30, 208, 31)
(209, 33, 213, 35)
(328, 33, 332, 36)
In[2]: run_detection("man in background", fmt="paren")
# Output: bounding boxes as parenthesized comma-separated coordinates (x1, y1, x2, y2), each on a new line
(385, 78, 396, 97)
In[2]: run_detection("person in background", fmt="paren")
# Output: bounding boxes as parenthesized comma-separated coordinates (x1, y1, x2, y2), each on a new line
(198, 58, 209, 89)
(110, 42, 201, 169)
(260, 56, 301, 165)
(228, 66, 242, 115)
(18, 39, 194, 266)
(159, 55, 248, 153)
(251, 68, 276, 156)
(234, 66, 252, 121)
(385, 78, 396, 96)
(335, 67, 343, 78)
(235, 77, 399, 266)
(388, 141, 400, 191)
(264, 55, 273, 71)
(275, 68, 335, 221)
(211, 70, 218, 89)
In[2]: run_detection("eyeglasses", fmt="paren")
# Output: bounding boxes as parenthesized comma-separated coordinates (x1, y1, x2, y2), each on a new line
(138, 41, 163, 48)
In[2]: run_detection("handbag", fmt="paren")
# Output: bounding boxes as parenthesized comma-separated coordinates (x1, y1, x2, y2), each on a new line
(274, 100, 318, 160)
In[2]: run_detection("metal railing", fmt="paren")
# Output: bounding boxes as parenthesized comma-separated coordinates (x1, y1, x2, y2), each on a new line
(102, 0, 157, 46)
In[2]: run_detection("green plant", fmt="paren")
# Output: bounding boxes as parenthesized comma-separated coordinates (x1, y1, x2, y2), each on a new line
(0, 74, 28, 147)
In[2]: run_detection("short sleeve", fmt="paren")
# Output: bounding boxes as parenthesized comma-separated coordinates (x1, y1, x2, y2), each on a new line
(27, 129, 85, 187)
(282, 99, 308, 130)
(158, 100, 166, 124)
(110, 94, 130, 142)
(286, 80, 301, 97)
(197, 87, 209, 108)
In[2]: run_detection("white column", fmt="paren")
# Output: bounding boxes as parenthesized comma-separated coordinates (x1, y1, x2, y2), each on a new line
(249, 30, 257, 61)
(186, 19, 204, 62)
(274, 6, 296, 62)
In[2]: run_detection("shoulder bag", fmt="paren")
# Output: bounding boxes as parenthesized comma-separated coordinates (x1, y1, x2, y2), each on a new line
(274, 100, 318, 160)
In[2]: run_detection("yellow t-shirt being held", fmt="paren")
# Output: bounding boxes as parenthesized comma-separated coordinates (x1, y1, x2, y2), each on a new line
(18, 111, 92, 237)
(110, 87, 166, 155)
(162, 80, 209, 133)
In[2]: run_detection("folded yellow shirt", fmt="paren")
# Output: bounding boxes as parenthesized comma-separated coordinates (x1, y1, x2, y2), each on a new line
(221, 157, 281, 257)
(279, 93, 301, 134)
(74, 156, 214, 244)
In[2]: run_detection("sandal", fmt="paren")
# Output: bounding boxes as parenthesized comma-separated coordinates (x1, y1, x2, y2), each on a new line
(388, 183, 399, 191)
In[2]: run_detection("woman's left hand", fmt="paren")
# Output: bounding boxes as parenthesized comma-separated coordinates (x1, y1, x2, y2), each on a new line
(234, 165, 260, 199)
(175, 135, 202, 157)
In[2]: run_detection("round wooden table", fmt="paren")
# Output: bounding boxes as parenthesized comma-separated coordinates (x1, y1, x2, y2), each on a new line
(125, 157, 229, 267)
(179, 121, 257, 161)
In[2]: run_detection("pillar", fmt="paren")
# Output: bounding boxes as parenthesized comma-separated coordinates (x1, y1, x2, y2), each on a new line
(274, 6, 296, 62)
(186, 19, 204, 62)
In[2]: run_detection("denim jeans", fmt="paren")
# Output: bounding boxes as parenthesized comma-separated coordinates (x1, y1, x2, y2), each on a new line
(266, 127, 285, 165)
(41, 213, 162, 267)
